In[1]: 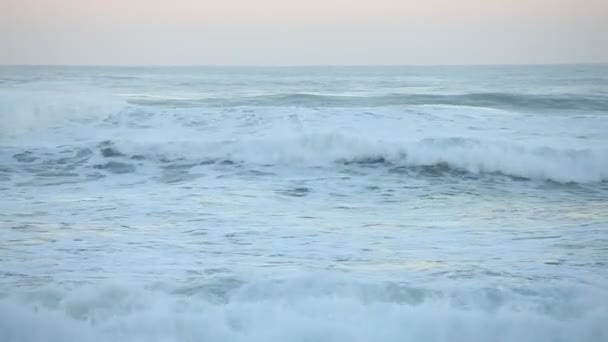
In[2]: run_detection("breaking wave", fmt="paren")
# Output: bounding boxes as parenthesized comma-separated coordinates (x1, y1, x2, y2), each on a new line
(4, 135, 607, 183)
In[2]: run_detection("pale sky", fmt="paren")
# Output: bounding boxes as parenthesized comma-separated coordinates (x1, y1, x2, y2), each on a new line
(1, 0, 607, 65)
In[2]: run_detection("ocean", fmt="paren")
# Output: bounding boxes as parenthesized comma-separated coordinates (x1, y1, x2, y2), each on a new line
(1, 65, 607, 341)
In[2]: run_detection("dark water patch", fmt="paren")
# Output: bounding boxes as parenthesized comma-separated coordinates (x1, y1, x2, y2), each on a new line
(537, 180, 607, 194)
(10, 224, 33, 230)
(334, 205, 355, 210)
(160, 162, 198, 171)
(388, 166, 410, 174)
(330, 192, 349, 198)
(100, 75, 138, 81)
(52, 157, 75, 166)
(413, 163, 458, 177)
(381, 189, 395, 197)
(159, 156, 182, 164)
(13, 149, 92, 170)
(13, 151, 38, 163)
(339, 156, 392, 166)
(355, 158, 549, 183)
(93, 162, 136, 174)
(543, 260, 564, 265)
(504, 174, 530, 182)
(203, 268, 231, 275)
(337, 168, 366, 177)
(236, 169, 276, 177)
(551, 243, 584, 251)
(36, 171, 80, 178)
(219, 159, 237, 165)
(157, 171, 204, 184)
(419, 162, 451, 173)
(17, 177, 91, 187)
(51, 148, 93, 166)
(0, 174, 10, 182)
(279, 187, 311, 197)
(75, 148, 93, 158)
(512, 235, 562, 241)
(97, 141, 125, 158)
(100, 147, 124, 158)
(86, 172, 106, 181)
(183, 228, 208, 236)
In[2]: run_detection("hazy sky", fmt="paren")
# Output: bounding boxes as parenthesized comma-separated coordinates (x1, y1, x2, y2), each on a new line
(1, 0, 607, 65)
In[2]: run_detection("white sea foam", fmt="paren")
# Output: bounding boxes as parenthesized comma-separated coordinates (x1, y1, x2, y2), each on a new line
(1, 277, 607, 342)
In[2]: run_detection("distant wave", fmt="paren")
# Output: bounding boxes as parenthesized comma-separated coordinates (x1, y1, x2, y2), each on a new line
(128, 92, 608, 111)
(0, 89, 124, 138)
(5, 136, 607, 183)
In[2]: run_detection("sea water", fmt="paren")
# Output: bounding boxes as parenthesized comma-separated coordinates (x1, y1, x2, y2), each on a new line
(1, 65, 607, 341)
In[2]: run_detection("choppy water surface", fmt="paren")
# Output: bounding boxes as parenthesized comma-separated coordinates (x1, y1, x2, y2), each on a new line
(1, 65, 607, 342)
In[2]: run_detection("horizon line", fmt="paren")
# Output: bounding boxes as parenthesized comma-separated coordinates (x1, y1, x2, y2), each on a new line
(1, 62, 607, 68)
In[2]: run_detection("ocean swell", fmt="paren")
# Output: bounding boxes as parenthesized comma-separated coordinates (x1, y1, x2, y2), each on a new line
(128, 92, 608, 112)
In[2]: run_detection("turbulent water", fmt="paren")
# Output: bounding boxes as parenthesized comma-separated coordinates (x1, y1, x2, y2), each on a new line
(1, 65, 607, 342)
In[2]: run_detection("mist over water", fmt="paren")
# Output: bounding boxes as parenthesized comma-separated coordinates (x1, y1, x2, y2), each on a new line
(1, 65, 607, 342)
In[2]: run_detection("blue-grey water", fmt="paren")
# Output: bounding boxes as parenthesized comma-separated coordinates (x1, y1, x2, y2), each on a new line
(1, 65, 607, 342)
